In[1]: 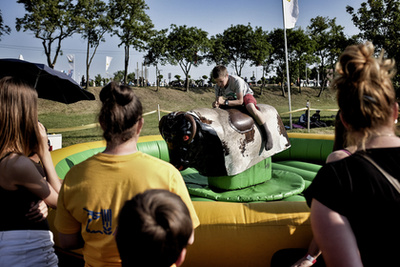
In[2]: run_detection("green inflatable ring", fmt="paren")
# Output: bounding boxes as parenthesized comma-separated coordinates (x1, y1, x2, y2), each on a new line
(183, 169, 305, 202)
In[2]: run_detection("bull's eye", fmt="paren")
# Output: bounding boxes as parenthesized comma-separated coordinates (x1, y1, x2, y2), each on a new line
(183, 135, 190, 142)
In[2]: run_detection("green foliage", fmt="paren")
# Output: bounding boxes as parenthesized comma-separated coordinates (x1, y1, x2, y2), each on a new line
(112, 70, 124, 82)
(212, 23, 254, 76)
(16, 0, 79, 68)
(0, 10, 11, 40)
(208, 35, 230, 66)
(75, 0, 111, 88)
(307, 16, 351, 96)
(112, 70, 135, 83)
(347, 0, 400, 91)
(94, 74, 103, 86)
(146, 24, 210, 92)
(267, 28, 288, 94)
(144, 29, 168, 66)
(109, 0, 154, 84)
(249, 26, 272, 68)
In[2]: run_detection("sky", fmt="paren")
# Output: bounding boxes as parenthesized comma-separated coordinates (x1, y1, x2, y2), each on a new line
(0, 0, 365, 84)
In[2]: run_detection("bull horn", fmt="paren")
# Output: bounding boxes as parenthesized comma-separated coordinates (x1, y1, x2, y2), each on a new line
(184, 113, 197, 144)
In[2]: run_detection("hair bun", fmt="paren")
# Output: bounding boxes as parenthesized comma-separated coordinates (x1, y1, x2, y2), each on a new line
(113, 86, 133, 106)
(100, 82, 133, 106)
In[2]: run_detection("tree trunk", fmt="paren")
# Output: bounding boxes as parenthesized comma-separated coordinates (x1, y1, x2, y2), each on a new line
(124, 45, 130, 85)
(156, 65, 159, 92)
(43, 40, 53, 68)
(317, 75, 326, 97)
(185, 75, 189, 92)
(85, 39, 90, 89)
(260, 66, 265, 95)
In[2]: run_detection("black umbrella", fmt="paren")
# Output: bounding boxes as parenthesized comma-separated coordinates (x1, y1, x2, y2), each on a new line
(0, 58, 95, 104)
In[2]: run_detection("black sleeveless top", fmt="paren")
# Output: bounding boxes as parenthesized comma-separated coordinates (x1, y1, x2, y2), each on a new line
(305, 148, 400, 266)
(0, 154, 49, 231)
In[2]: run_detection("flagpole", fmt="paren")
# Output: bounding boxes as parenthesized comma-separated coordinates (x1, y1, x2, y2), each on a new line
(73, 54, 76, 82)
(282, 0, 293, 129)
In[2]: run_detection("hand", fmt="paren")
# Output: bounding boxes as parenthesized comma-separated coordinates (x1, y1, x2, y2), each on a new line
(291, 256, 316, 267)
(37, 122, 50, 158)
(217, 96, 225, 106)
(212, 101, 219, 108)
(26, 200, 48, 222)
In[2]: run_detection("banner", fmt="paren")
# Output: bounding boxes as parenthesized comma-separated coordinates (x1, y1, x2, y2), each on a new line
(67, 54, 74, 69)
(283, 0, 299, 29)
(106, 56, 113, 72)
(66, 54, 75, 80)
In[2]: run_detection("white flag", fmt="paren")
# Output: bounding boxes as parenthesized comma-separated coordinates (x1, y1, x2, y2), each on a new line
(18, 54, 24, 60)
(67, 54, 75, 69)
(106, 56, 113, 72)
(284, 0, 299, 29)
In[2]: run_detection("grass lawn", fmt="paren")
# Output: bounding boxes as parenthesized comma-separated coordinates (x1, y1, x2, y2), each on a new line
(38, 85, 338, 148)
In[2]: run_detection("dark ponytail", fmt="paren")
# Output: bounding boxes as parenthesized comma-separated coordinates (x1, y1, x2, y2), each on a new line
(99, 82, 143, 144)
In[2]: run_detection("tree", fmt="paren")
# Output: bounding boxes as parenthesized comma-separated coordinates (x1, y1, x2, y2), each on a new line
(113, 70, 135, 84)
(248, 27, 272, 94)
(16, 0, 79, 68)
(268, 28, 291, 97)
(0, 10, 11, 41)
(94, 74, 103, 86)
(347, 0, 400, 87)
(144, 29, 168, 91)
(109, 0, 154, 85)
(307, 16, 348, 96)
(145, 24, 209, 92)
(211, 24, 255, 77)
(290, 28, 316, 94)
(76, 0, 111, 89)
(267, 27, 315, 96)
(174, 74, 181, 81)
(207, 35, 230, 66)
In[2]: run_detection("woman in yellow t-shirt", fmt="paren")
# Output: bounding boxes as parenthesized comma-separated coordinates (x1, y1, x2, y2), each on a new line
(55, 82, 199, 267)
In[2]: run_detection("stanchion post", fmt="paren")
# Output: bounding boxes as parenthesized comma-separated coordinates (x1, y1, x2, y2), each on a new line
(307, 100, 310, 133)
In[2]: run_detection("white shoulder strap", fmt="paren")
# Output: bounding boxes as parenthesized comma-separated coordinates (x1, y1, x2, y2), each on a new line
(360, 153, 400, 194)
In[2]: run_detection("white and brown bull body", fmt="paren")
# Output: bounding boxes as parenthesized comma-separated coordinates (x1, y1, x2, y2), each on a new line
(159, 104, 290, 177)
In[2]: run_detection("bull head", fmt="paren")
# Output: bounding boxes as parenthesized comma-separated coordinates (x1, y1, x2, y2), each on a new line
(159, 112, 227, 176)
(159, 112, 196, 149)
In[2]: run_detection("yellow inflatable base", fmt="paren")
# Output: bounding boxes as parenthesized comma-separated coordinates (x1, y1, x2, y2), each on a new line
(49, 134, 318, 267)
(185, 201, 311, 267)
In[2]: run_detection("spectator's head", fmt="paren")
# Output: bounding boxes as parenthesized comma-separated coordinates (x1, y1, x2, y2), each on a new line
(0, 76, 40, 158)
(332, 42, 397, 148)
(116, 189, 194, 267)
(99, 82, 143, 146)
(212, 65, 229, 88)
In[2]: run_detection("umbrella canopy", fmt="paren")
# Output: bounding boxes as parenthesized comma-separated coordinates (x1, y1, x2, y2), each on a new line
(0, 58, 95, 104)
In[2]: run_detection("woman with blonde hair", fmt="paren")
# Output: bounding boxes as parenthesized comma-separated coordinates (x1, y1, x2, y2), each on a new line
(305, 42, 400, 266)
(0, 76, 61, 266)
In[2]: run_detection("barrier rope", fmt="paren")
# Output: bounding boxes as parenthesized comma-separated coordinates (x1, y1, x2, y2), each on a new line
(47, 107, 173, 133)
(46, 102, 341, 134)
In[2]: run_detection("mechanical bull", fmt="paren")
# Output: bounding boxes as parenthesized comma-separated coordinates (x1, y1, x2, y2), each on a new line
(159, 104, 290, 177)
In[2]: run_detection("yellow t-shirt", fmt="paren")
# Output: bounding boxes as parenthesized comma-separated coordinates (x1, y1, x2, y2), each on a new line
(55, 151, 199, 267)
